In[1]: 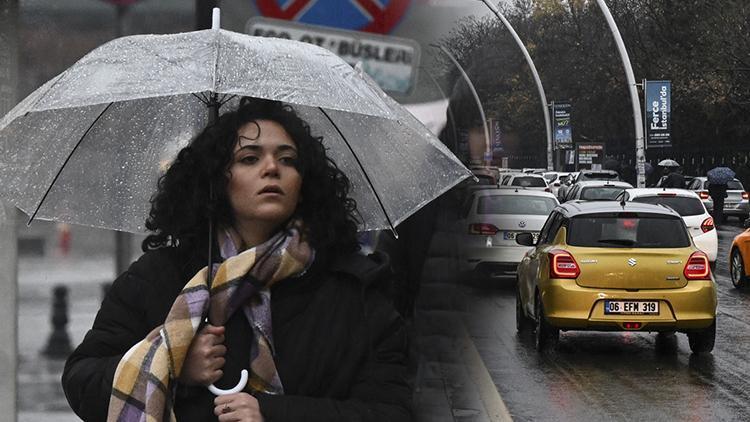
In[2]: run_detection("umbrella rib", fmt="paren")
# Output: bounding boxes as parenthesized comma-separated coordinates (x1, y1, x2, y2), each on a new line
(27, 102, 114, 226)
(317, 107, 397, 235)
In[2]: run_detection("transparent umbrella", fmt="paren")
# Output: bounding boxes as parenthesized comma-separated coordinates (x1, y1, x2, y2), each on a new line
(0, 13, 470, 234)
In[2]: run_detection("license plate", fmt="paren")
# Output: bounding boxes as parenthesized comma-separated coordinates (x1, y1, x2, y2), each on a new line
(604, 300, 659, 315)
(502, 231, 539, 242)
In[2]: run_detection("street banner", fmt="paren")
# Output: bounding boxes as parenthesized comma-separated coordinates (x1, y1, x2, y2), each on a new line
(246, 17, 420, 94)
(488, 118, 504, 155)
(576, 143, 605, 170)
(644, 80, 671, 148)
(552, 102, 573, 150)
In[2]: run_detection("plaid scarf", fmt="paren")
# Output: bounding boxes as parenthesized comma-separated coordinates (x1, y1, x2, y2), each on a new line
(107, 222, 314, 422)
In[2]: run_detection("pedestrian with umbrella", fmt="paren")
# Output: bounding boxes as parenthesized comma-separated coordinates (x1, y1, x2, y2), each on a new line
(0, 11, 471, 422)
(657, 159, 685, 188)
(707, 165, 736, 226)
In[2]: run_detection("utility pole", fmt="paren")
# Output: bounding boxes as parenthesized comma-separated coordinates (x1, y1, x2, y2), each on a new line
(595, 0, 646, 187)
(0, 2, 19, 420)
(479, 0, 553, 171)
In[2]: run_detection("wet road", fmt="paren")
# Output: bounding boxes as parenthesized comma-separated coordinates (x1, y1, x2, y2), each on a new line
(461, 220, 750, 422)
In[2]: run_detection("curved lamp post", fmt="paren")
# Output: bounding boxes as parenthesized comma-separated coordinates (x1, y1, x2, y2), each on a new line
(595, 0, 646, 187)
(433, 44, 492, 166)
(479, 0, 553, 171)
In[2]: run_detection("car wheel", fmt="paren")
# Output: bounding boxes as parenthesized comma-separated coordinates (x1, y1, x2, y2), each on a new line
(730, 248, 747, 288)
(687, 320, 716, 354)
(534, 293, 559, 351)
(516, 287, 532, 332)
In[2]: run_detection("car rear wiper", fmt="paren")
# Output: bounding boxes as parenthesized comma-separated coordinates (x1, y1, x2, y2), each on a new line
(597, 238, 636, 246)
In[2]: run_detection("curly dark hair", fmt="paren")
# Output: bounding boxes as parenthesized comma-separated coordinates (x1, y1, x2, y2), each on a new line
(142, 97, 360, 257)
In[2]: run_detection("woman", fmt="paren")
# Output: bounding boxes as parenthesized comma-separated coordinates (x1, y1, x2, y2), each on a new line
(62, 97, 412, 422)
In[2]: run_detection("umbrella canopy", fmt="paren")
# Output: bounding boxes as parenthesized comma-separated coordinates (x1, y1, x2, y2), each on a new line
(0, 27, 470, 233)
(658, 159, 680, 167)
(707, 167, 736, 185)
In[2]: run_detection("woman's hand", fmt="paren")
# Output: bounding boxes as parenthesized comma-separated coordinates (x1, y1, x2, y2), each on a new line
(214, 392, 264, 422)
(179, 324, 226, 385)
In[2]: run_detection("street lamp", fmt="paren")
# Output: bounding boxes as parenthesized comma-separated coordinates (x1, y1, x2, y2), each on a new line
(595, 0, 646, 187)
(478, 0, 553, 171)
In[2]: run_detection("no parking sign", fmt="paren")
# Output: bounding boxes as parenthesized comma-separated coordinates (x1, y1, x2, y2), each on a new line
(254, 0, 411, 34)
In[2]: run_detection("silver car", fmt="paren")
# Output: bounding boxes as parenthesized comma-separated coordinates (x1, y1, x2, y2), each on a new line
(686, 177, 749, 220)
(455, 188, 558, 279)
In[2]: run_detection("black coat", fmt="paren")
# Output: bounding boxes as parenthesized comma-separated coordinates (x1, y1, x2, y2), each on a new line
(62, 245, 412, 422)
(660, 172, 685, 189)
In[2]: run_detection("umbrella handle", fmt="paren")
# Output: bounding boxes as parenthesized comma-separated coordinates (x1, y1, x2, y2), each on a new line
(208, 369, 248, 396)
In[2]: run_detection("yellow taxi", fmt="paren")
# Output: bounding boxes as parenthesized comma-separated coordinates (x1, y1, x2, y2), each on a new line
(515, 201, 717, 353)
(730, 221, 750, 288)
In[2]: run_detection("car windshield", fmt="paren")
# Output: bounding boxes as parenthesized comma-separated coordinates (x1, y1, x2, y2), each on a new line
(567, 214, 690, 248)
(632, 196, 705, 216)
(511, 177, 546, 187)
(580, 186, 627, 200)
(477, 195, 557, 215)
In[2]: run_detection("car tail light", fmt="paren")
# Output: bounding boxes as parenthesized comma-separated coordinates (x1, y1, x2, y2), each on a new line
(545, 187, 551, 192)
(700, 217, 714, 233)
(469, 223, 499, 235)
(743, 192, 749, 200)
(698, 191, 710, 200)
(623, 322, 642, 330)
(549, 249, 580, 279)
(683, 251, 711, 280)
(657, 192, 677, 197)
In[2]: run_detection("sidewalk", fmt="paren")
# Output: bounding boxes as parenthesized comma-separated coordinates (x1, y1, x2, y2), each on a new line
(17, 239, 512, 421)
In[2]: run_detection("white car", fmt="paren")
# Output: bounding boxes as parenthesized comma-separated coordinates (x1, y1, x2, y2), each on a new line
(618, 188, 718, 265)
(686, 177, 750, 220)
(455, 188, 559, 279)
(500, 173, 550, 192)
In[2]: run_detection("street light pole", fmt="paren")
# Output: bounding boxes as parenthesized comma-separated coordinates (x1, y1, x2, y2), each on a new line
(434, 44, 492, 167)
(595, 0, 646, 187)
(479, 0, 553, 171)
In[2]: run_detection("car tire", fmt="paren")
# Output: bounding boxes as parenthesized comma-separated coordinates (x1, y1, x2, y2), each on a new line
(534, 293, 559, 351)
(516, 287, 532, 332)
(730, 248, 747, 289)
(687, 320, 716, 354)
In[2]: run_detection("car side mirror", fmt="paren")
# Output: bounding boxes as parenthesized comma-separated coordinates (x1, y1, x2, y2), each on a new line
(516, 232, 535, 246)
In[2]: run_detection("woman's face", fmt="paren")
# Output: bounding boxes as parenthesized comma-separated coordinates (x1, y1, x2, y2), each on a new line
(227, 119, 302, 230)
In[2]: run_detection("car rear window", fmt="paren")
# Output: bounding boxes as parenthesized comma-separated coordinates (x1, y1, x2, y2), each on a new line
(580, 172, 619, 181)
(475, 174, 495, 185)
(567, 214, 690, 248)
(631, 196, 705, 216)
(511, 177, 546, 187)
(477, 195, 557, 215)
(580, 186, 628, 200)
(728, 180, 743, 190)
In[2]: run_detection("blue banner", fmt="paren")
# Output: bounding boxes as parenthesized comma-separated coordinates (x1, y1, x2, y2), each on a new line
(645, 80, 671, 148)
(552, 102, 573, 150)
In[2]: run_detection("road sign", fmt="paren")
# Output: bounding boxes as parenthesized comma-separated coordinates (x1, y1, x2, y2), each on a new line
(254, 0, 412, 34)
(247, 17, 420, 94)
